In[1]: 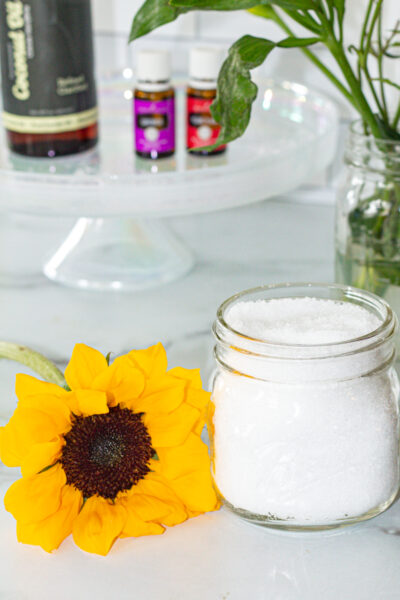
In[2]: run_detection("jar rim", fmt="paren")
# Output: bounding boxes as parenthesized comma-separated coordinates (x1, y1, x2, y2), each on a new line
(215, 282, 396, 357)
(349, 119, 400, 147)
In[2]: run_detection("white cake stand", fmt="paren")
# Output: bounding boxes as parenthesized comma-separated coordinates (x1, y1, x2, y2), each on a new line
(0, 75, 338, 290)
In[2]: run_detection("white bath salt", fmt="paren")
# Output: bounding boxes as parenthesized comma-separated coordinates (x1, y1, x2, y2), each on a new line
(212, 297, 399, 524)
(226, 297, 382, 344)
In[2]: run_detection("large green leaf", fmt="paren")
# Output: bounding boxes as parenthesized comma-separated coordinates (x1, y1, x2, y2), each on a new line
(207, 36, 275, 147)
(130, 0, 269, 40)
(207, 34, 319, 148)
(129, 0, 189, 41)
(170, 0, 264, 8)
(171, 0, 317, 8)
(129, 0, 320, 42)
(268, 0, 317, 8)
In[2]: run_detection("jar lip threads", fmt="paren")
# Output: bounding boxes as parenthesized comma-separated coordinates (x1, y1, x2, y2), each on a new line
(213, 283, 398, 383)
(215, 282, 396, 351)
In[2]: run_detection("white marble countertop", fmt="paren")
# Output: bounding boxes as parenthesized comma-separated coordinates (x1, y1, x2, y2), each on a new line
(1, 195, 400, 599)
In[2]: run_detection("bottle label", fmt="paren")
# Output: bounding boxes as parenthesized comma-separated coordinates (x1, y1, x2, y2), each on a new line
(134, 97, 175, 155)
(187, 95, 226, 151)
(0, 0, 97, 134)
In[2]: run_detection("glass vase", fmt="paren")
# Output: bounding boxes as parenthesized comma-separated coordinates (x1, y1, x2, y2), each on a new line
(335, 121, 400, 323)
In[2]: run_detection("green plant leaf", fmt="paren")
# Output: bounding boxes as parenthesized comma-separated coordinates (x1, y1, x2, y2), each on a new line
(266, 0, 317, 8)
(248, 5, 276, 19)
(170, 0, 263, 8)
(171, 0, 317, 8)
(203, 34, 319, 149)
(208, 35, 276, 148)
(129, 0, 320, 42)
(129, 0, 190, 41)
(278, 36, 319, 47)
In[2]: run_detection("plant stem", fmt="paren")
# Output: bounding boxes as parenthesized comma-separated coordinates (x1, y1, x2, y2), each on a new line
(254, 7, 358, 110)
(377, 9, 389, 121)
(358, 0, 374, 85)
(0, 342, 66, 386)
(361, 0, 386, 119)
(328, 37, 382, 138)
(393, 102, 400, 130)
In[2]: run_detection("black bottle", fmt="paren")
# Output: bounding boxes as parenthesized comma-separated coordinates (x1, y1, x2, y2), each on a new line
(0, 0, 98, 157)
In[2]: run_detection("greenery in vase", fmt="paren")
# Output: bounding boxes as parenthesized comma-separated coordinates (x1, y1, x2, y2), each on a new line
(129, 0, 400, 299)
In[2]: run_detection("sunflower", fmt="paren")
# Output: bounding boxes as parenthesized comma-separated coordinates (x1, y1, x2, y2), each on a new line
(0, 343, 219, 555)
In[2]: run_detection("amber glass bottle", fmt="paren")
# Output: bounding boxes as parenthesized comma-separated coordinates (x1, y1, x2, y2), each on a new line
(0, 0, 98, 158)
(134, 50, 175, 160)
(187, 47, 226, 157)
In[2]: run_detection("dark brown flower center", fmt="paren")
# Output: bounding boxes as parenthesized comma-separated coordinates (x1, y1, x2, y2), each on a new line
(61, 405, 153, 500)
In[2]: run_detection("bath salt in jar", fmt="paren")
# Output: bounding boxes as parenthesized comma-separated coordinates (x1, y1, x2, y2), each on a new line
(211, 283, 400, 530)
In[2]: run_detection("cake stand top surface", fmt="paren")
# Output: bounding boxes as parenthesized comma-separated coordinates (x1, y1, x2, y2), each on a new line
(0, 76, 338, 218)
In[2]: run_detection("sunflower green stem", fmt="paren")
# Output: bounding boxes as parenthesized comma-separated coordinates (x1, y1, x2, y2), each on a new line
(0, 342, 66, 387)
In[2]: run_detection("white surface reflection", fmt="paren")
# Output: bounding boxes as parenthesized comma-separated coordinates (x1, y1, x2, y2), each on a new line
(1, 476, 400, 600)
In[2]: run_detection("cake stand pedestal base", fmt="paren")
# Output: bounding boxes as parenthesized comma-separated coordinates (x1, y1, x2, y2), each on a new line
(43, 217, 193, 291)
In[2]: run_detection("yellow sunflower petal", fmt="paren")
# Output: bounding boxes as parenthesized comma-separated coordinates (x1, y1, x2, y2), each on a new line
(155, 432, 219, 513)
(92, 355, 145, 407)
(128, 473, 188, 527)
(73, 389, 109, 416)
(0, 408, 32, 467)
(186, 387, 210, 411)
(18, 395, 71, 432)
(72, 496, 126, 556)
(127, 343, 168, 378)
(21, 438, 63, 478)
(168, 367, 210, 412)
(144, 402, 200, 448)
(121, 508, 164, 538)
(4, 463, 66, 524)
(168, 366, 203, 389)
(16, 485, 82, 553)
(0, 406, 67, 468)
(16, 373, 72, 428)
(15, 373, 70, 402)
(133, 374, 186, 415)
(64, 344, 108, 391)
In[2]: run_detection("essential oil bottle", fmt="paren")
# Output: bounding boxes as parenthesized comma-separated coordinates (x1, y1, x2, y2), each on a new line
(134, 50, 175, 159)
(0, 0, 98, 158)
(187, 47, 226, 156)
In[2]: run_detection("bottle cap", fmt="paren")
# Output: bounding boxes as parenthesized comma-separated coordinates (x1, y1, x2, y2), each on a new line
(189, 47, 225, 81)
(136, 50, 171, 82)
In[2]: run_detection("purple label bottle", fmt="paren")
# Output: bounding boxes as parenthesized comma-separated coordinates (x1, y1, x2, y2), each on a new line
(134, 50, 175, 159)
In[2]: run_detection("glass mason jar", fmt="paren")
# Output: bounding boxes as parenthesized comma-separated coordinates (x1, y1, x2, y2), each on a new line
(335, 121, 400, 325)
(210, 283, 399, 531)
